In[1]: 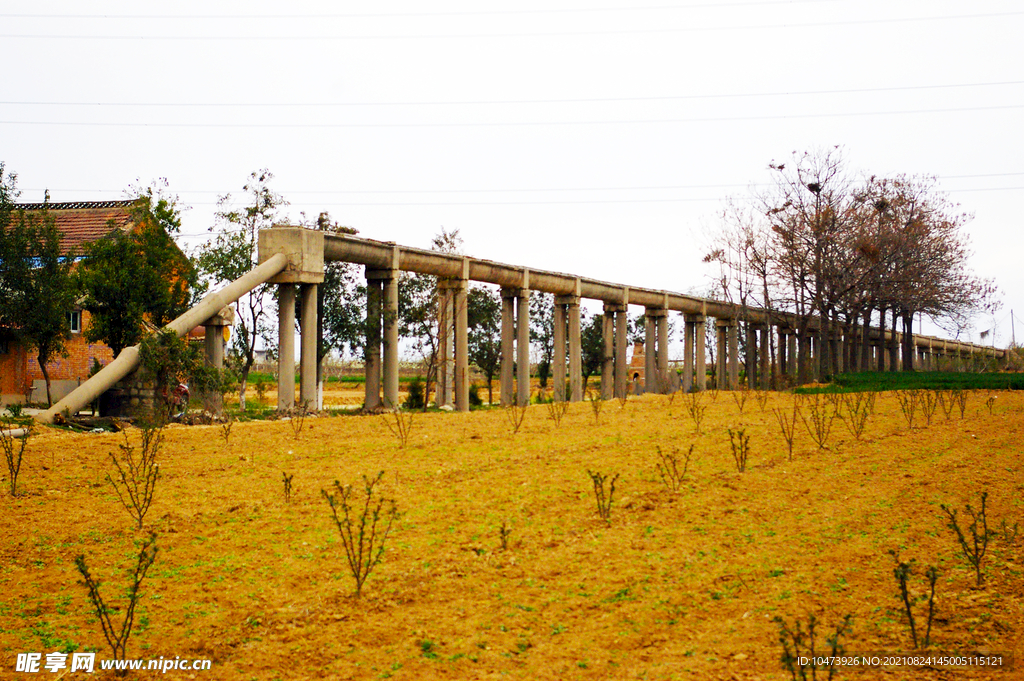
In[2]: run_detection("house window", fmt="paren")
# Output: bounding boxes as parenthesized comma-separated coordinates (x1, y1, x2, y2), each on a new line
(68, 310, 82, 334)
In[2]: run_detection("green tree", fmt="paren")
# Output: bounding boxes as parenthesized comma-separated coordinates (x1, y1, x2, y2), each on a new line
(77, 185, 194, 354)
(467, 285, 501, 404)
(530, 292, 554, 389)
(0, 180, 79, 406)
(580, 309, 604, 390)
(398, 227, 463, 409)
(296, 213, 365, 408)
(195, 170, 286, 410)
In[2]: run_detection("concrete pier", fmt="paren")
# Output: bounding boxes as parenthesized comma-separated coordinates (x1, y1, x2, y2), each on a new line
(517, 277, 531, 406)
(277, 284, 295, 410)
(299, 283, 318, 409)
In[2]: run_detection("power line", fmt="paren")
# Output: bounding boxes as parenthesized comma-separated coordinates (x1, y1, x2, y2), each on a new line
(1, 11, 1021, 40)
(22, 174, 1024, 198)
(3, 80, 1021, 108)
(2, 104, 1021, 129)
(0, 0, 840, 20)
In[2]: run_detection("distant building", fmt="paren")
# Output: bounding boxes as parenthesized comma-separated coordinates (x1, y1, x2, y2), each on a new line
(0, 200, 192, 405)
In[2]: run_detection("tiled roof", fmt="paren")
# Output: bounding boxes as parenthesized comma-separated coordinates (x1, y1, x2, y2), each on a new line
(12, 200, 139, 255)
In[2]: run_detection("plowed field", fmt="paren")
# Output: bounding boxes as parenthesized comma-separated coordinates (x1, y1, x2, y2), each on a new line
(2, 388, 1023, 680)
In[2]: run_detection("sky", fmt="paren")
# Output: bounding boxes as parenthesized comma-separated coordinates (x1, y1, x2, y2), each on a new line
(3, 0, 1022, 354)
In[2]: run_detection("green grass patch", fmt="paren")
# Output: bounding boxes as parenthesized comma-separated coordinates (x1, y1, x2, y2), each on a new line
(794, 371, 1023, 394)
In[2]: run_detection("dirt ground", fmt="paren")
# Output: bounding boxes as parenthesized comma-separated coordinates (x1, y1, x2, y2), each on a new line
(2, 387, 1023, 680)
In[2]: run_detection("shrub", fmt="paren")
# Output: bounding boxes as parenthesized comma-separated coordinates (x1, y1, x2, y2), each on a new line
(468, 383, 483, 407)
(890, 550, 939, 649)
(941, 491, 991, 586)
(655, 445, 695, 492)
(322, 471, 399, 597)
(587, 469, 618, 523)
(773, 404, 799, 461)
(801, 395, 836, 450)
(381, 409, 414, 448)
(773, 612, 853, 681)
(282, 472, 294, 503)
(404, 376, 425, 410)
(895, 390, 920, 429)
(837, 392, 871, 440)
(107, 425, 162, 530)
(730, 388, 749, 414)
(505, 400, 528, 436)
(75, 533, 158, 674)
(685, 392, 707, 435)
(545, 398, 570, 427)
(727, 428, 751, 473)
(1, 418, 30, 496)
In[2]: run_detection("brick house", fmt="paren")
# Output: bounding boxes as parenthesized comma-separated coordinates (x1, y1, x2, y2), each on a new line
(0, 200, 140, 405)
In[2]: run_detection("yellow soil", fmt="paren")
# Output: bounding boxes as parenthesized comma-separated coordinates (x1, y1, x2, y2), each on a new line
(2, 389, 1023, 680)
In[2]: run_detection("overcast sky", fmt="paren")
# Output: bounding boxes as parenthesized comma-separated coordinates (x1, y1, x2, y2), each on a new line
(3, 0, 1022, 351)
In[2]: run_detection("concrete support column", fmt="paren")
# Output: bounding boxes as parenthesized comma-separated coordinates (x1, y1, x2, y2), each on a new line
(656, 311, 669, 393)
(643, 311, 656, 394)
(614, 305, 628, 399)
(694, 315, 707, 391)
(517, 288, 531, 406)
(788, 331, 798, 379)
(777, 327, 788, 378)
(500, 288, 516, 406)
(277, 284, 296, 411)
(364, 277, 382, 410)
(436, 283, 452, 408)
(202, 307, 231, 414)
(727, 321, 740, 390)
(757, 325, 770, 390)
(383, 274, 399, 409)
(682, 317, 695, 392)
(745, 322, 757, 389)
(565, 297, 582, 402)
(299, 283, 318, 410)
(601, 304, 615, 400)
(553, 300, 567, 402)
(454, 277, 469, 412)
(715, 320, 727, 389)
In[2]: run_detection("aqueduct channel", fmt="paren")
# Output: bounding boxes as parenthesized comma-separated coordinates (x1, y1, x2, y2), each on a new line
(37, 227, 1006, 424)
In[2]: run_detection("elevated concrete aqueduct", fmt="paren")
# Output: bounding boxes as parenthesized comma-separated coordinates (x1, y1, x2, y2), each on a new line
(37, 227, 1006, 424)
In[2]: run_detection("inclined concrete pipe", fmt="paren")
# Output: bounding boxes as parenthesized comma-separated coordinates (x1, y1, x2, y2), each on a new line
(35, 253, 290, 424)
(324, 233, 1002, 360)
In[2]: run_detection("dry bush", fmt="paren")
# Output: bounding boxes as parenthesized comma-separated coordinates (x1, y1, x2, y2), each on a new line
(322, 471, 399, 597)
(505, 400, 529, 436)
(727, 428, 751, 472)
(801, 395, 836, 450)
(1, 418, 30, 496)
(773, 403, 800, 461)
(773, 612, 853, 680)
(731, 387, 750, 414)
(75, 533, 158, 674)
(684, 391, 707, 435)
(941, 491, 991, 586)
(545, 398, 570, 427)
(107, 426, 162, 530)
(382, 409, 415, 448)
(587, 469, 618, 523)
(655, 444, 695, 492)
(895, 390, 920, 428)
(837, 392, 871, 440)
(587, 391, 604, 426)
(920, 390, 939, 426)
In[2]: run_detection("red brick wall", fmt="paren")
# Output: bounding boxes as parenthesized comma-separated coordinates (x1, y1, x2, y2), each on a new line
(25, 311, 115, 383)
